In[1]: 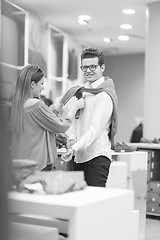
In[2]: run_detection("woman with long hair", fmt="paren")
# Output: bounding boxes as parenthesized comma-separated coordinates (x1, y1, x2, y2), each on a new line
(10, 64, 84, 170)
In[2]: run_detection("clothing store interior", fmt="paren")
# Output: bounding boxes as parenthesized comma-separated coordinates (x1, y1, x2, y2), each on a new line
(1, 0, 160, 240)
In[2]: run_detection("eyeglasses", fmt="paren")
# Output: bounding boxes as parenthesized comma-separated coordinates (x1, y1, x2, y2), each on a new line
(80, 64, 99, 72)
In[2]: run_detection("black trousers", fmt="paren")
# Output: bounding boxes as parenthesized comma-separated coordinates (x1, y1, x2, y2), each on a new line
(74, 155, 111, 187)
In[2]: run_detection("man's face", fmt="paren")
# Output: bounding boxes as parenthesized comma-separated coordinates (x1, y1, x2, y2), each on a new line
(81, 57, 105, 83)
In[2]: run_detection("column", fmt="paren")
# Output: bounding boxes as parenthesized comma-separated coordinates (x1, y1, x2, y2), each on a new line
(144, 2, 160, 139)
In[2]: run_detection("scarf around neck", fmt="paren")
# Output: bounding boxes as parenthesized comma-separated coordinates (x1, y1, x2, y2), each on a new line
(67, 77, 118, 149)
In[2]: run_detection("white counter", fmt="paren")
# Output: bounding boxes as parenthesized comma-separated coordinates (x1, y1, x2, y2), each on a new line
(8, 187, 137, 240)
(128, 142, 160, 150)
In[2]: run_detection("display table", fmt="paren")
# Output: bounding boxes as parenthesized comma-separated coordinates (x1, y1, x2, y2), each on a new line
(8, 187, 138, 240)
(110, 151, 148, 198)
(109, 151, 148, 240)
(10, 222, 58, 240)
(127, 143, 160, 218)
(128, 142, 160, 150)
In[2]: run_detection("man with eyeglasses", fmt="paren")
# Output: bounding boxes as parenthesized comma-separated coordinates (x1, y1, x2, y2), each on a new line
(62, 48, 118, 187)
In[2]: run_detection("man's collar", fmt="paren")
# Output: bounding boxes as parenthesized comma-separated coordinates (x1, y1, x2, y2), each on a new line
(91, 76, 105, 88)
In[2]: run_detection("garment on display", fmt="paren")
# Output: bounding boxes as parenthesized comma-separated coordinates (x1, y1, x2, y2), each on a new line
(13, 159, 37, 183)
(17, 171, 87, 194)
(115, 142, 137, 152)
(140, 137, 160, 144)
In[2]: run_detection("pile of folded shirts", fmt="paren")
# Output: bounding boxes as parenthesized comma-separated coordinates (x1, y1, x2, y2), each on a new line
(12, 159, 37, 182)
(115, 142, 137, 152)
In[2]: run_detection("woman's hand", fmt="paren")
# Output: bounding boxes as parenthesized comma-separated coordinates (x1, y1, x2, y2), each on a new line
(73, 98, 85, 111)
(65, 98, 85, 121)
(60, 86, 81, 105)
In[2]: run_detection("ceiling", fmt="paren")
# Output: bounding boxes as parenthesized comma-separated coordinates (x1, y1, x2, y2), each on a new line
(8, 0, 160, 56)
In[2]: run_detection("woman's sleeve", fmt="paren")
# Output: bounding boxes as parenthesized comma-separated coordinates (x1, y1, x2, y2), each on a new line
(30, 102, 71, 133)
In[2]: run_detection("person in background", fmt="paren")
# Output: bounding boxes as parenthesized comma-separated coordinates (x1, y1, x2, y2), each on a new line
(62, 48, 118, 187)
(130, 118, 143, 143)
(10, 64, 84, 171)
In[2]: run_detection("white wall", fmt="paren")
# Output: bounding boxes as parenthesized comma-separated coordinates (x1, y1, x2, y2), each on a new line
(104, 53, 145, 143)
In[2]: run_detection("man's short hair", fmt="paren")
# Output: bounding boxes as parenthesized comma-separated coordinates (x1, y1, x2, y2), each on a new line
(81, 48, 104, 66)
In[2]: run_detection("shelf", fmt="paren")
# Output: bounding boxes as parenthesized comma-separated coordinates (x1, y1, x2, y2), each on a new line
(1, 0, 27, 67)
(133, 145, 160, 217)
(1, 0, 28, 99)
(128, 143, 160, 150)
(47, 25, 66, 79)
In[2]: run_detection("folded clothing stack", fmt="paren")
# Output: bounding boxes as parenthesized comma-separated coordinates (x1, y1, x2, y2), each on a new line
(115, 142, 137, 152)
(12, 159, 38, 183)
(19, 170, 87, 194)
(140, 137, 160, 144)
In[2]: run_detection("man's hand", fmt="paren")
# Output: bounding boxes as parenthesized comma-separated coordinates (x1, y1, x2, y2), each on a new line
(67, 139, 76, 149)
(61, 148, 75, 163)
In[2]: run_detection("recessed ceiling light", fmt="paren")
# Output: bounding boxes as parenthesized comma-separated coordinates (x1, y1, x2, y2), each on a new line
(118, 35, 130, 41)
(77, 15, 91, 25)
(77, 19, 88, 25)
(103, 37, 112, 43)
(122, 9, 135, 15)
(120, 24, 132, 30)
(78, 15, 91, 21)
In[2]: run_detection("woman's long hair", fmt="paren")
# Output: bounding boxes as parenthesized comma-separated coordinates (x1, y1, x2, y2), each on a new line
(10, 65, 44, 135)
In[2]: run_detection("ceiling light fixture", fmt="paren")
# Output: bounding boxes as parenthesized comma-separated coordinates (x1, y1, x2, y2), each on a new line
(118, 35, 129, 41)
(120, 24, 132, 30)
(77, 15, 91, 25)
(122, 9, 135, 15)
(103, 37, 112, 43)
(77, 19, 88, 25)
